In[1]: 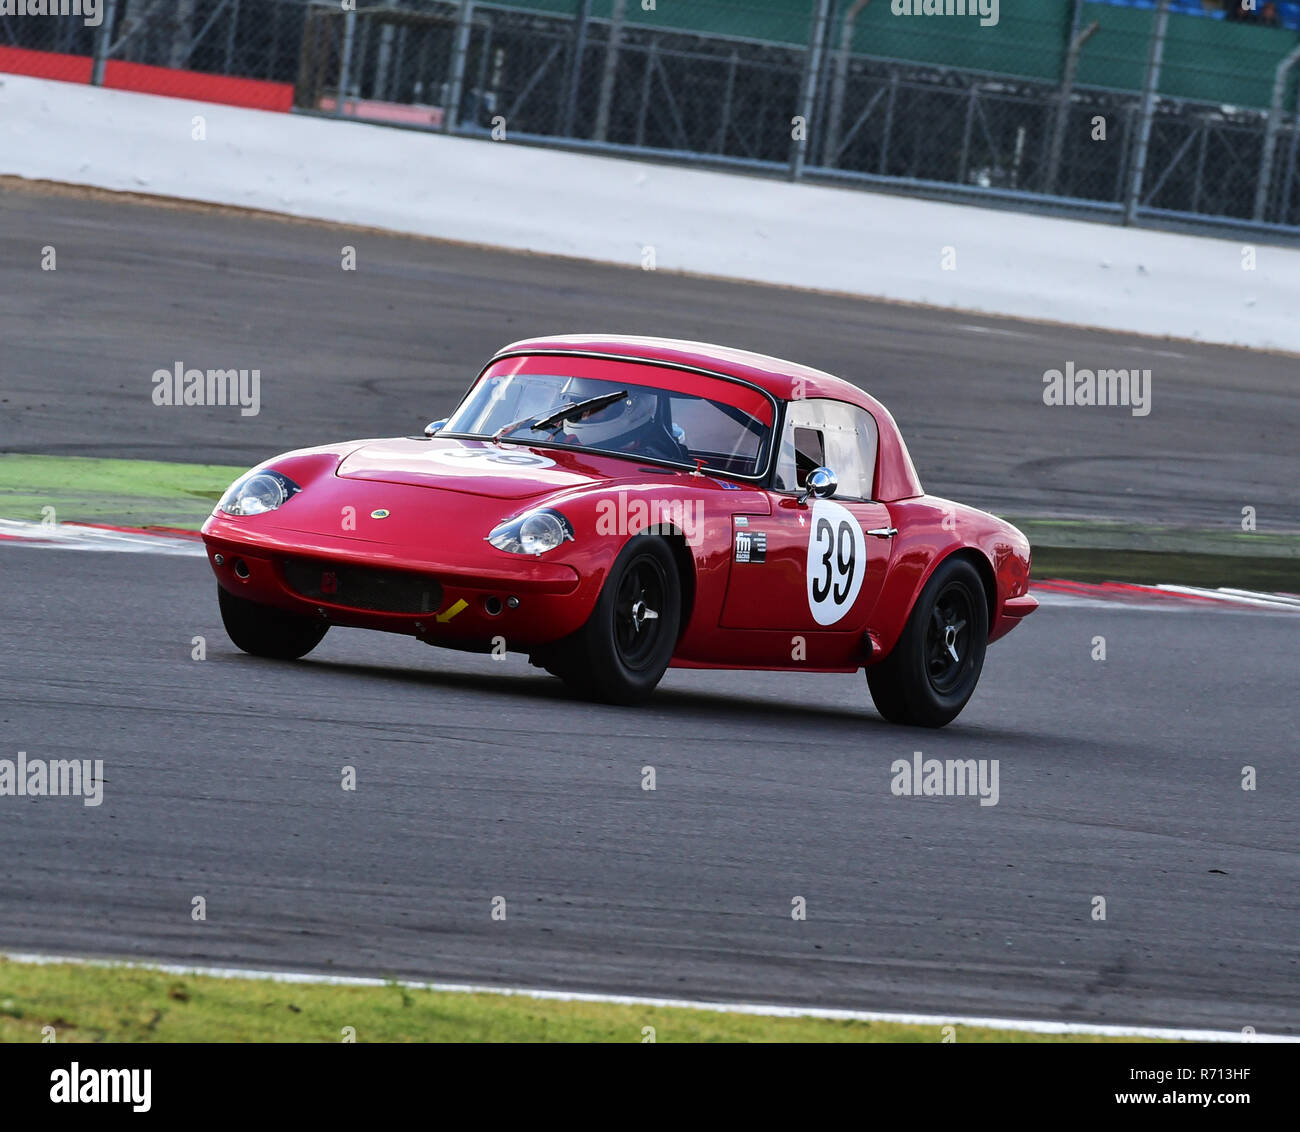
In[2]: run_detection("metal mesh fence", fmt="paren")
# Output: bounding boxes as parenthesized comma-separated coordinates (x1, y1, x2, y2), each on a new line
(5, 0, 1300, 230)
(0, 0, 308, 79)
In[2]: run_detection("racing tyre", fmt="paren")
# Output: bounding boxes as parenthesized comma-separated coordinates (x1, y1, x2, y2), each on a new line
(866, 556, 988, 728)
(543, 536, 681, 705)
(218, 585, 329, 660)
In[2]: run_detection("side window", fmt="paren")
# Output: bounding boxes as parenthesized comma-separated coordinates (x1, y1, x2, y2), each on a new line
(775, 399, 878, 500)
(667, 394, 769, 476)
(792, 427, 825, 486)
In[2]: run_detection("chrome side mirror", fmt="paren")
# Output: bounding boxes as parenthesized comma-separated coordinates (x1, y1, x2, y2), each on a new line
(798, 466, 837, 504)
(424, 418, 449, 437)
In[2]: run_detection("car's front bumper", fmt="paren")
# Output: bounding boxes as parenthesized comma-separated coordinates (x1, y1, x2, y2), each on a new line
(202, 517, 589, 649)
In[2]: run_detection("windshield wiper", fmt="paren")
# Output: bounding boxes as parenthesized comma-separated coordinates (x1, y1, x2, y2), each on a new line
(491, 389, 629, 446)
(530, 390, 629, 435)
(492, 412, 542, 446)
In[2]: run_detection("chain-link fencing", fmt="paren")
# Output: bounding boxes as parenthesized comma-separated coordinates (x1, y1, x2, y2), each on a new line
(5, 0, 1300, 230)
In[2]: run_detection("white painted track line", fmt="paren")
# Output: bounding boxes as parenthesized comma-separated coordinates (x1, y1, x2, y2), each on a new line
(1158, 584, 1300, 610)
(0, 519, 203, 556)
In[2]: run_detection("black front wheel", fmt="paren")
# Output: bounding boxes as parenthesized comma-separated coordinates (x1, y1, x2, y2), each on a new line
(866, 556, 988, 728)
(536, 536, 681, 705)
(218, 585, 329, 660)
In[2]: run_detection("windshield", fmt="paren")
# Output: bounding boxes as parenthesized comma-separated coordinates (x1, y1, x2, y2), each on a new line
(444, 368, 771, 477)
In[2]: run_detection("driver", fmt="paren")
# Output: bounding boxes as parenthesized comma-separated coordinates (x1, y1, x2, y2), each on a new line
(558, 384, 688, 463)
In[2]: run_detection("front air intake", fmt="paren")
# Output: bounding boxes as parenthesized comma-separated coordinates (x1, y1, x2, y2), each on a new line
(281, 558, 443, 615)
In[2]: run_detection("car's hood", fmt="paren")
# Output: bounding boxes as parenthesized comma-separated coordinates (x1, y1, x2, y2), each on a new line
(336, 436, 625, 500)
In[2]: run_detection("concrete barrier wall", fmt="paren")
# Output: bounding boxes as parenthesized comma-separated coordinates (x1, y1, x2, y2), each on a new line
(2, 72, 1296, 352)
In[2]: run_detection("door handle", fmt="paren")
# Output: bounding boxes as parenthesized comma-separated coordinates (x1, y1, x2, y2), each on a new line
(866, 527, 897, 539)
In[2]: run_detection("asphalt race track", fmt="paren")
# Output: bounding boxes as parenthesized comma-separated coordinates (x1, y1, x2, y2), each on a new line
(2, 547, 1296, 1034)
(1, 185, 1297, 1034)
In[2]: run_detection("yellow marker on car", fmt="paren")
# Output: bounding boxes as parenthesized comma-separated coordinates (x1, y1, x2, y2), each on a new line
(436, 599, 468, 623)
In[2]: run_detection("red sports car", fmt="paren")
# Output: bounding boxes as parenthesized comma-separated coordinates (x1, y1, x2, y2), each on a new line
(203, 335, 1035, 727)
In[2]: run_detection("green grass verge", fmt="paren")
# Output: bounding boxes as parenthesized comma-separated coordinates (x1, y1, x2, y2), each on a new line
(0, 959, 1151, 1043)
(0, 454, 244, 531)
(1031, 546, 1300, 590)
(1014, 518, 1300, 590)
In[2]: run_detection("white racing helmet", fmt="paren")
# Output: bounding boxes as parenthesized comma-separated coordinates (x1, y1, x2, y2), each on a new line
(561, 383, 657, 446)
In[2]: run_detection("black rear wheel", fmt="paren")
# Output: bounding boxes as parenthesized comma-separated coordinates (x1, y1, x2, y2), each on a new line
(218, 585, 328, 660)
(866, 556, 988, 728)
(536, 536, 680, 705)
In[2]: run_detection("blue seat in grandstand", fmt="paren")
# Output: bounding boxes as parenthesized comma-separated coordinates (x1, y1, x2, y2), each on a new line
(1096, 0, 1296, 20)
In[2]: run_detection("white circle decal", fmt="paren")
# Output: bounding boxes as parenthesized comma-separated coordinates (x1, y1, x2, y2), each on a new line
(429, 447, 555, 471)
(806, 499, 866, 626)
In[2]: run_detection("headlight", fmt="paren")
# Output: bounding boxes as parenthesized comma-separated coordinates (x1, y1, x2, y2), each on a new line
(218, 470, 301, 516)
(486, 508, 574, 556)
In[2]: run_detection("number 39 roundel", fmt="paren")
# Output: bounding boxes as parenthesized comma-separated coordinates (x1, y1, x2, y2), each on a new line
(806, 500, 867, 626)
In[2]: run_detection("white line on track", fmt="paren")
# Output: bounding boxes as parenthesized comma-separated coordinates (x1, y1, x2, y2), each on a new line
(0, 519, 203, 556)
(1031, 588, 1299, 614)
(3, 951, 1294, 1043)
(953, 324, 1037, 339)
(1155, 583, 1300, 610)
